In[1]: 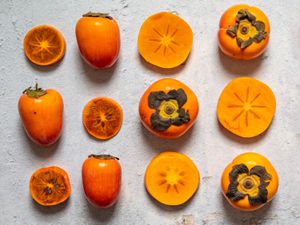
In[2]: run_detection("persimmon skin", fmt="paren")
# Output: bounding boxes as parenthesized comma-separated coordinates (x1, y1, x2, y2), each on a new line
(82, 155, 122, 208)
(139, 78, 199, 139)
(218, 4, 270, 60)
(75, 15, 120, 69)
(18, 89, 63, 147)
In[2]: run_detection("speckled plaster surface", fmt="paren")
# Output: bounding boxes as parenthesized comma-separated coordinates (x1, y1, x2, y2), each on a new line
(0, 0, 300, 224)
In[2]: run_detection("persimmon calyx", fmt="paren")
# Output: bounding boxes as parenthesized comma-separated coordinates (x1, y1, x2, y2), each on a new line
(82, 12, 112, 19)
(23, 83, 47, 98)
(226, 9, 267, 49)
(88, 154, 119, 160)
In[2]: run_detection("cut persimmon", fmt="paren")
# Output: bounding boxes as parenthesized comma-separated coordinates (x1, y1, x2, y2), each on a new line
(145, 151, 200, 206)
(217, 77, 276, 138)
(23, 25, 66, 66)
(138, 12, 193, 68)
(82, 97, 123, 140)
(29, 166, 71, 206)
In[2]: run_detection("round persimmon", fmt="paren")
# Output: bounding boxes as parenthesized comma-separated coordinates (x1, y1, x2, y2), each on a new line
(138, 12, 193, 68)
(82, 97, 123, 140)
(30, 166, 71, 206)
(217, 77, 276, 138)
(145, 151, 200, 206)
(218, 4, 270, 60)
(221, 152, 279, 211)
(23, 25, 66, 66)
(139, 78, 199, 139)
(76, 12, 120, 69)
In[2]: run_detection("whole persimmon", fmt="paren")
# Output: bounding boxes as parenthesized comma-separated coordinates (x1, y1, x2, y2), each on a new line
(218, 4, 270, 60)
(18, 84, 63, 147)
(75, 12, 120, 69)
(139, 78, 199, 139)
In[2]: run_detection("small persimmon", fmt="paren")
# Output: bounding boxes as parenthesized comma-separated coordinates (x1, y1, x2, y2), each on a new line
(139, 78, 199, 139)
(138, 12, 193, 68)
(221, 152, 279, 211)
(218, 4, 270, 60)
(145, 151, 200, 206)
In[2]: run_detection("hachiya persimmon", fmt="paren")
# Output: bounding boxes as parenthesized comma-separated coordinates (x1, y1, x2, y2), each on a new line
(23, 25, 66, 66)
(82, 97, 123, 140)
(145, 151, 200, 206)
(139, 78, 199, 139)
(82, 154, 121, 208)
(76, 12, 120, 69)
(18, 84, 63, 147)
(218, 4, 270, 60)
(221, 152, 279, 211)
(217, 77, 276, 138)
(138, 12, 193, 68)
(30, 166, 71, 206)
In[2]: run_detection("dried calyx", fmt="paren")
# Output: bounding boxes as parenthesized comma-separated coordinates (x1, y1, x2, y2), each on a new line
(83, 12, 113, 19)
(226, 9, 268, 49)
(23, 83, 47, 98)
(89, 154, 119, 160)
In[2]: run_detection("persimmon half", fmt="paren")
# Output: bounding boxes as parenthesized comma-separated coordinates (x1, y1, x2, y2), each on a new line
(138, 12, 193, 68)
(24, 25, 66, 66)
(82, 97, 123, 140)
(30, 166, 71, 206)
(221, 152, 279, 211)
(218, 4, 270, 60)
(145, 151, 200, 206)
(139, 78, 199, 139)
(217, 77, 276, 138)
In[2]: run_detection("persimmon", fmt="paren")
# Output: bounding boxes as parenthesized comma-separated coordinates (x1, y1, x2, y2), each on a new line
(145, 151, 200, 206)
(82, 154, 121, 208)
(139, 78, 199, 139)
(76, 12, 120, 69)
(217, 77, 276, 138)
(82, 97, 123, 140)
(221, 152, 279, 211)
(138, 12, 193, 68)
(30, 166, 71, 206)
(18, 84, 63, 147)
(23, 25, 66, 66)
(218, 4, 270, 60)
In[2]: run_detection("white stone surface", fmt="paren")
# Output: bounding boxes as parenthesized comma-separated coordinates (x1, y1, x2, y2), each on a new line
(0, 0, 299, 224)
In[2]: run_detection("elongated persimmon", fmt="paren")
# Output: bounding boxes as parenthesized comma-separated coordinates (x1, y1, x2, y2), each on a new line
(217, 77, 276, 138)
(138, 12, 193, 68)
(23, 25, 66, 66)
(83, 97, 123, 140)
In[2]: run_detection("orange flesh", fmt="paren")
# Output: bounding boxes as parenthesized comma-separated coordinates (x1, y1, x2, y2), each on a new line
(217, 77, 276, 138)
(82, 97, 123, 140)
(138, 12, 193, 68)
(23, 25, 65, 66)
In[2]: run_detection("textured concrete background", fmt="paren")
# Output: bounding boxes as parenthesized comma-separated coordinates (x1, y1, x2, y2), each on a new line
(0, 0, 300, 224)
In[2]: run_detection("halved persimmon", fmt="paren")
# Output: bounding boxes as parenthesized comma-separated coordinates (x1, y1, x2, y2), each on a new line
(23, 25, 66, 66)
(217, 77, 276, 138)
(82, 97, 123, 140)
(145, 151, 200, 206)
(138, 12, 193, 68)
(29, 166, 71, 206)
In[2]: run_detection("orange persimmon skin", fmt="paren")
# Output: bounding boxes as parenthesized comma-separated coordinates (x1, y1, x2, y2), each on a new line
(18, 89, 63, 147)
(218, 4, 270, 60)
(221, 152, 279, 211)
(76, 15, 120, 69)
(82, 155, 122, 208)
(139, 78, 199, 139)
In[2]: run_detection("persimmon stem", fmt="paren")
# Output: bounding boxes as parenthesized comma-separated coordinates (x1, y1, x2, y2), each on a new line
(82, 12, 113, 19)
(23, 83, 47, 98)
(89, 154, 119, 160)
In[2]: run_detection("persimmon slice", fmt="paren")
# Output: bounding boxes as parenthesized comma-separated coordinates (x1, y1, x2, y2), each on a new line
(138, 12, 193, 68)
(217, 77, 276, 138)
(145, 151, 200, 206)
(29, 166, 71, 206)
(82, 97, 123, 140)
(23, 25, 66, 66)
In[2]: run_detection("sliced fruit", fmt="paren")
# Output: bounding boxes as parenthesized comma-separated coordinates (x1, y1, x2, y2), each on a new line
(23, 25, 66, 66)
(145, 151, 200, 206)
(138, 12, 193, 68)
(82, 97, 123, 140)
(29, 166, 71, 206)
(217, 77, 276, 138)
